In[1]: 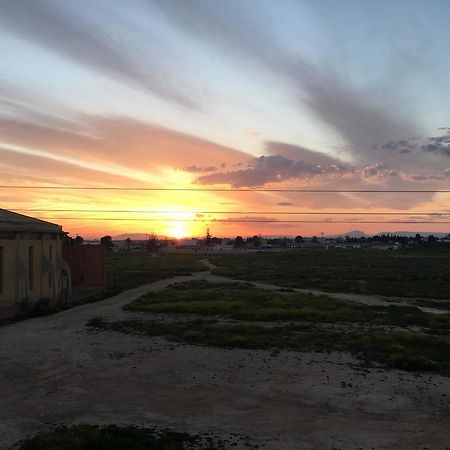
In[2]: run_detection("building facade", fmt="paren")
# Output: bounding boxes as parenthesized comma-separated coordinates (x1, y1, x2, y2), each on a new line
(0, 209, 71, 314)
(63, 244, 107, 289)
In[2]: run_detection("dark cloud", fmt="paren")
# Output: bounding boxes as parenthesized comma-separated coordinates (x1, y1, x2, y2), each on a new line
(197, 154, 350, 188)
(422, 129, 450, 157)
(0, 0, 196, 108)
(196, 154, 450, 194)
(277, 202, 294, 206)
(381, 140, 415, 154)
(265, 141, 343, 165)
(182, 165, 219, 173)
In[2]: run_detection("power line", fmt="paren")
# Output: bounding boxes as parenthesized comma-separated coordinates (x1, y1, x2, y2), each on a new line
(14, 217, 450, 224)
(1, 185, 450, 193)
(9, 208, 450, 216)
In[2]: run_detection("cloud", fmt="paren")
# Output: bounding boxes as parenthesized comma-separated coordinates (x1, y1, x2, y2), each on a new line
(196, 152, 450, 188)
(0, 0, 196, 108)
(214, 216, 277, 223)
(422, 129, 450, 157)
(264, 141, 343, 165)
(152, 0, 416, 157)
(197, 154, 351, 187)
(214, 216, 297, 233)
(381, 140, 415, 154)
(181, 165, 219, 173)
(194, 154, 450, 213)
(0, 114, 248, 174)
(0, 145, 139, 187)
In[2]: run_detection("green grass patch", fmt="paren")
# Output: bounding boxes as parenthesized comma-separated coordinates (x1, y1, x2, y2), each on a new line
(125, 280, 450, 332)
(88, 317, 450, 375)
(210, 250, 450, 299)
(19, 424, 225, 450)
(88, 317, 348, 352)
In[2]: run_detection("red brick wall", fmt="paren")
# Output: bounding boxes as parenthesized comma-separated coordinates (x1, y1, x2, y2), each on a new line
(62, 245, 107, 288)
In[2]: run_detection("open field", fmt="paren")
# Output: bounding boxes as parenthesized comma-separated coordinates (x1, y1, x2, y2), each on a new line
(124, 280, 450, 329)
(107, 253, 206, 292)
(210, 249, 450, 299)
(92, 279, 450, 375)
(2, 253, 450, 449)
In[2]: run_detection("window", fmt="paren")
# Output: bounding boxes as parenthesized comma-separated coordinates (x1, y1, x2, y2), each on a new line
(43, 233, 57, 241)
(0, 232, 16, 240)
(28, 246, 34, 291)
(22, 232, 41, 240)
(0, 247, 3, 294)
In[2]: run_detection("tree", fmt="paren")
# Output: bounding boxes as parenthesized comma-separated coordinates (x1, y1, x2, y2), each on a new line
(205, 228, 212, 247)
(427, 235, 437, 243)
(146, 233, 158, 251)
(100, 235, 113, 248)
(74, 235, 84, 245)
(252, 235, 261, 248)
(311, 236, 318, 243)
(294, 235, 304, 244)
(125, 237, 132, 251)
(234, 236, 244, 248)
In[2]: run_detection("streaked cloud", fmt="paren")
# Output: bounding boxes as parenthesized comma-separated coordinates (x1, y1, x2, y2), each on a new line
(0, 114, 248, 174)
(0, 0, 196, 108)
(152, 0, 417, 158)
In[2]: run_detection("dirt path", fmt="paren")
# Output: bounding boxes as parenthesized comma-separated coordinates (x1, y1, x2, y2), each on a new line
(1, 270, 450, 449)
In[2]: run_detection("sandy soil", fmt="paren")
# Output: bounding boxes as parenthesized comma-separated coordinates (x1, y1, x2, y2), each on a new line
(1, 270, 450, 449)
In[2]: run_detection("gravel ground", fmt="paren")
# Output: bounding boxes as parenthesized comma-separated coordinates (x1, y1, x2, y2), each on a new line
(1, 271, 450, 449)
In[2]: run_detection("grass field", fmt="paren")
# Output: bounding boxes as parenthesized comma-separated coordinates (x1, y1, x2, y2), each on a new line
(107, 253, 205, 292)
(210, 249, 450, 299)
(125, 280, 450, 330)
(89, 279, 450, 375)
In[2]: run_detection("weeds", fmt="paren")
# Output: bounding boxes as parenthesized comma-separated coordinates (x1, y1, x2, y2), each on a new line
(125, 281, 450, 332)
(210, 250, 450, 299)
(19, 424, 225, 450)
(88, 317, 450, 375)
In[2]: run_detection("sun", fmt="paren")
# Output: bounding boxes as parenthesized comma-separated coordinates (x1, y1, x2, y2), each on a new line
(167, 220, 188, 239)
(163, 210, 199, 239)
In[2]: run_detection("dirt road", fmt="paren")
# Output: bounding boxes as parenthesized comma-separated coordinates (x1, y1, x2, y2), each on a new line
(1, 270, 450, 449)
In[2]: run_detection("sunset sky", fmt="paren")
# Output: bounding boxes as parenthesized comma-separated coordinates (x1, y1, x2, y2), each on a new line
(1, 0, 449, 239)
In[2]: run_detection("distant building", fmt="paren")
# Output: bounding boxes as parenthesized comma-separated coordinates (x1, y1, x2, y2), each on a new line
(0, 209, 71, 316)
(176, 239, 199, 250)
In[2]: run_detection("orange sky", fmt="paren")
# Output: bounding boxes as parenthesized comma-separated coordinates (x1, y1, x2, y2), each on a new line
(1, 1, 449, 239)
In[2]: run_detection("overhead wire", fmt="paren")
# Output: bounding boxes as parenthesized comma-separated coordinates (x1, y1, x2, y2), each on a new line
(1, 185, 450, 193)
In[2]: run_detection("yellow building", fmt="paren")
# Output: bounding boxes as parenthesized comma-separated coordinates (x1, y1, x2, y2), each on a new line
(0, 209, 71, 315)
